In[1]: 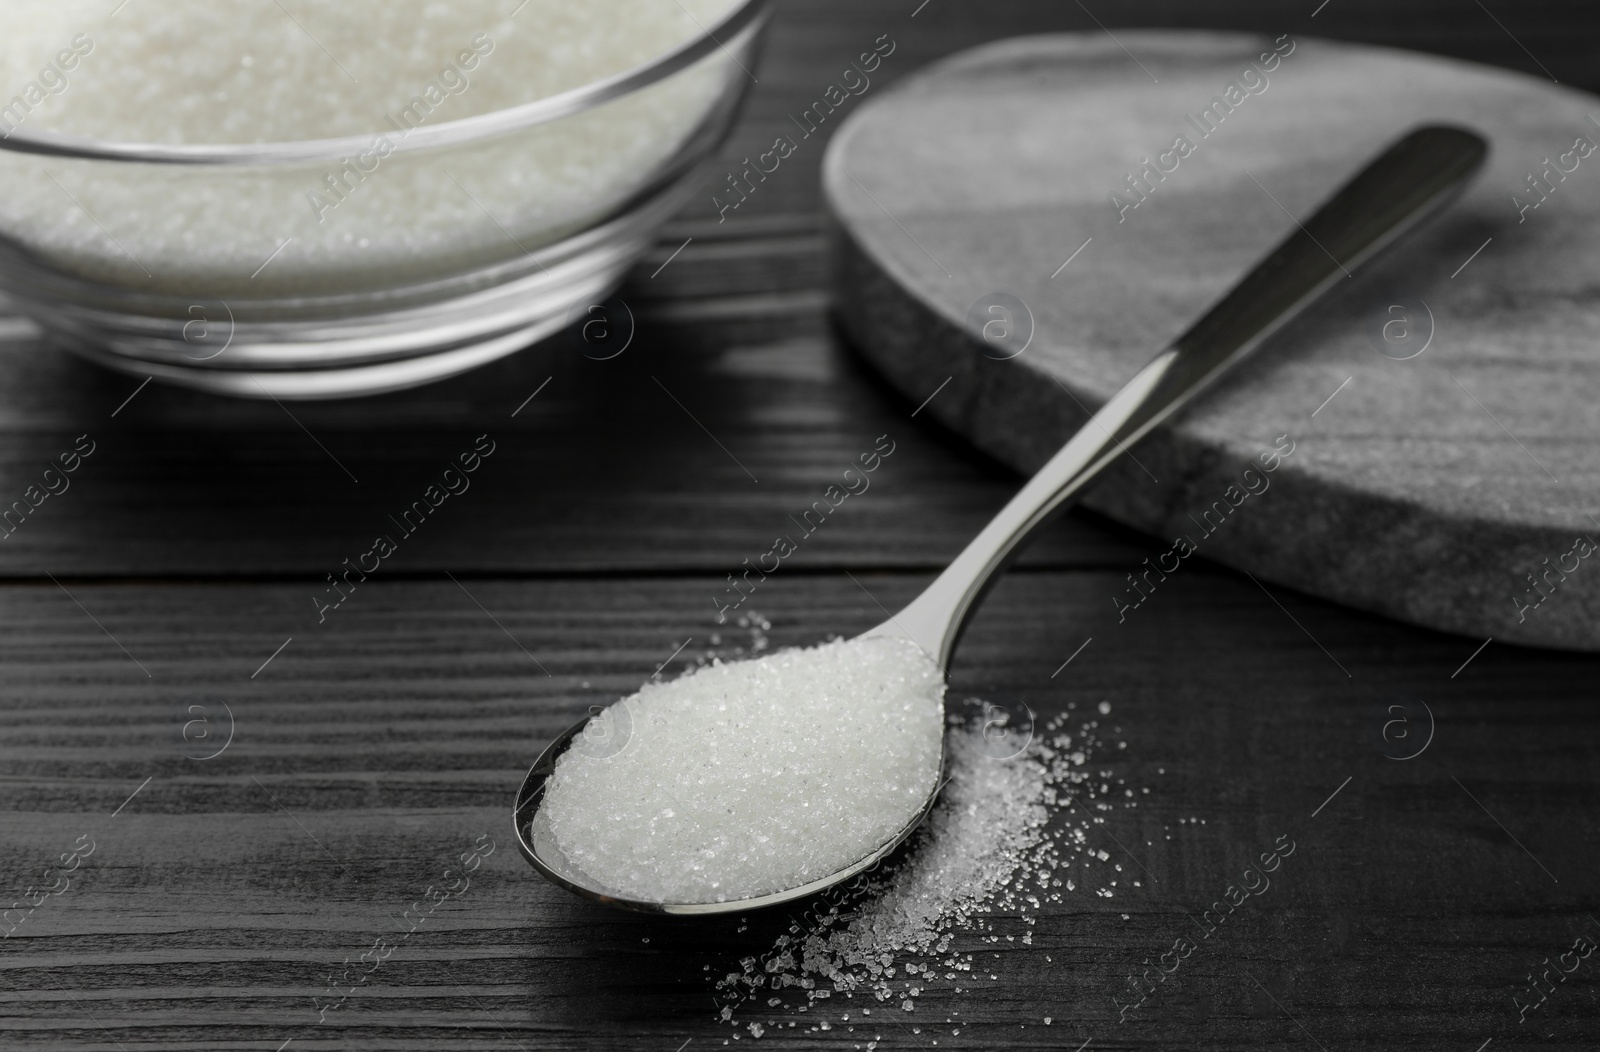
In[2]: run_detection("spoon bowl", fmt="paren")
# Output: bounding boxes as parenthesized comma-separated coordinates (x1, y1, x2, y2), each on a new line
(515, 123, 1488, 913)
(513, 712, 944, 914)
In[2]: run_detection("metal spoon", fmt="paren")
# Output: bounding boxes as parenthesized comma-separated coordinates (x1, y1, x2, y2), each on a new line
(514, 124, 1487, 914)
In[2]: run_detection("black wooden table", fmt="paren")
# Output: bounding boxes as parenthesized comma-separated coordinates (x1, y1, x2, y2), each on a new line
(4, 2, 1599, 1049)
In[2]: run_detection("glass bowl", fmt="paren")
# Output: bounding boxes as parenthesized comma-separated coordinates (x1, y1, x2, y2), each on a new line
(0, 0, 771, 399)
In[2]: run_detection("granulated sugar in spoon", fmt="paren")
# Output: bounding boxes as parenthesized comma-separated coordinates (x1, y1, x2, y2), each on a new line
(514, 124, 1487, 914)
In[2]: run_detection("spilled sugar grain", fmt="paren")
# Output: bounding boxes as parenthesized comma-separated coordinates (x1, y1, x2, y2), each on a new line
(714, 703, 1138, 1040)
(694, 611, 772, 665)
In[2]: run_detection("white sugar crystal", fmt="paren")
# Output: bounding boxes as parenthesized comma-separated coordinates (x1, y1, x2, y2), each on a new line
(0, 0, 737, 294)
(543, 637, 946, 904)
(714, 706, 1143, 1033)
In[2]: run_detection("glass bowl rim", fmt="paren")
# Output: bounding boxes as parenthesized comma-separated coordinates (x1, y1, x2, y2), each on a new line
(0, 0, 770, 167)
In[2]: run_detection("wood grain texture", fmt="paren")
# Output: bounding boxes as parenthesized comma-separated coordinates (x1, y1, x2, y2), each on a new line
(826, 30, 1600, 651)
(2, 573, 1598, 1049)
(0, 302, 1148, 578)
(2, 2, 1600, 1050)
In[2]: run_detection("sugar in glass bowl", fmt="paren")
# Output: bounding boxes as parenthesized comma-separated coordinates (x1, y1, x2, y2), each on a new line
(0, 0, 770, 398)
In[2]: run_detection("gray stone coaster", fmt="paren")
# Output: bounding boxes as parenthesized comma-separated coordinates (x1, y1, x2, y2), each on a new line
(825, 30, 1600, 651)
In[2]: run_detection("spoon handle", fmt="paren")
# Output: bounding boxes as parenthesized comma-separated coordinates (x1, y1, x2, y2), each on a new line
(878, 124, 1488, 668)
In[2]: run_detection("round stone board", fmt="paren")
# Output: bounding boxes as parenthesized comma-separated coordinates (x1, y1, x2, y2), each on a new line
(824, 30, 1600, 651)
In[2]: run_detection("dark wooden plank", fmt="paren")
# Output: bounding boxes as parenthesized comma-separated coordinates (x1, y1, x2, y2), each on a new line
(0, 305, 1152, 578)
(1, 570, 1596, 1049)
